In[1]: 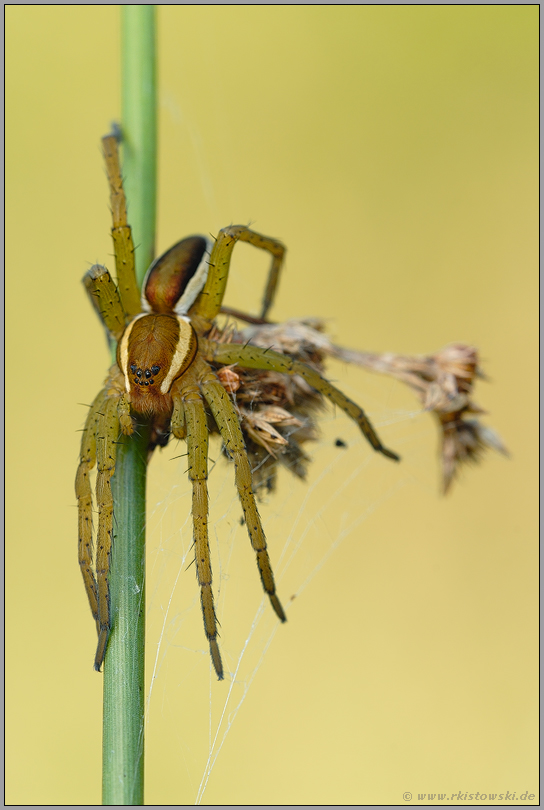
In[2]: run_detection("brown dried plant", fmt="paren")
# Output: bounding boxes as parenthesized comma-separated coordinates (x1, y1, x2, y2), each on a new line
(215, 314, 508, 495)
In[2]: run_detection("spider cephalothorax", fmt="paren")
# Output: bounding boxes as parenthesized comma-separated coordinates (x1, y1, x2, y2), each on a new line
(118, 313, 197, 415)
(77, 135, 399, 680)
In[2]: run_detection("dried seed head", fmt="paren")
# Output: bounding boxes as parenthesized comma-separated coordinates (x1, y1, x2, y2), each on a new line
(326, 335, 507, 492)
(206, 318, 326, 495)
(440, 413, 508, 493)
(208, 316, 506, 495)
(217, 366, 241, 393)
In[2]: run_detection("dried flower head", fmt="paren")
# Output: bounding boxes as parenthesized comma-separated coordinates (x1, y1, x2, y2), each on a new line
(211, 315, 507, 494)
(327, 332, 508, 492)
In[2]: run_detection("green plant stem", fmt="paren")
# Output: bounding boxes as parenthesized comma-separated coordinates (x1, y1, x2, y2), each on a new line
(121, 5, 157, 284)
(103, 430, 148, 805)
(102, 6, 157, 806)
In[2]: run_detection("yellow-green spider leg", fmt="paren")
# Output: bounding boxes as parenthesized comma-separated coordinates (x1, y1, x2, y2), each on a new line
(94, 395, 121, 671)
(76, 388, 109, 629)
(198, 364, 287, 624)
(202, 339, 401, 462)
(102, 134, 141, 320)
(172, 379, 223, 679)
(83, 264, 127, 342)
(194, 225, 286, 324)
(170, 389, 186, 440)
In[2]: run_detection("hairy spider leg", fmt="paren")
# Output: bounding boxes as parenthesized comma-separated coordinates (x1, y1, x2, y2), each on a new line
(102, 134, 141, 319)
(194, 225, 286, 324)
(76, 388, 109, 629)
(202, 339, 401, 462)
(198, 364, 287, 625)
(76, 368, 136, 672)
(170, 389, 186, 439)
(83, 264, 127, 342)
(172, 378, 223, 679)
(94, 395, 121, 670)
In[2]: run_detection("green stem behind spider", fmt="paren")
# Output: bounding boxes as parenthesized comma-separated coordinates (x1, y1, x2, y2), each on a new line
(120, 5, 157, 284)
(102, 6, 156, 806)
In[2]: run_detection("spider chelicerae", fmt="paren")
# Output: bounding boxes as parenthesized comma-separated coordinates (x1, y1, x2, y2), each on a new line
(76, 135, 400, 680)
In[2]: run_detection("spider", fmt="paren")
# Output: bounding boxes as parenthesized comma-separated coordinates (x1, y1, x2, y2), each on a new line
(76, 134, 400, 680)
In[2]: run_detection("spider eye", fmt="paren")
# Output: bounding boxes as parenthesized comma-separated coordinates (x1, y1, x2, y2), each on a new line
(151, 365, 160, 375)
(145, 369, 152, 378)
(136, 369, 142, 377)
(130, 364, 137, 373)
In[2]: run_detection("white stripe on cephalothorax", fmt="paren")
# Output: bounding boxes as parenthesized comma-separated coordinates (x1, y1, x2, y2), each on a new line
(160, 317, 197, 393)
(117, 313, 147, 392)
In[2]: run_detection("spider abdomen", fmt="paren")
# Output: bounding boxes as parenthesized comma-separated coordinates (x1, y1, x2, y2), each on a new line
(143, 235, 209, 314)
(117, 312, 198, 415)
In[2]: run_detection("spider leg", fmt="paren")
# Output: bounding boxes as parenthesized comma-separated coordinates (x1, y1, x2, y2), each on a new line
(198, 364, 287, 624)
(102, 134, 141, 319)
(172, 383, 223, 679)
(202, 339, 401, 462)
(76, 389, 109, 629)
(171, 391, 186, 440)
(94, 395, 121, 671)
(83, 264, 127, 342)
(117, 392, 134, 435)
(192, 225, 285, 324)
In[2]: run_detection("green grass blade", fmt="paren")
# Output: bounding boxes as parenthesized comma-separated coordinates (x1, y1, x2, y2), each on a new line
(102, 5, 157, 805)
(121, 5, 157, 284)
(102, 431, 148, 805)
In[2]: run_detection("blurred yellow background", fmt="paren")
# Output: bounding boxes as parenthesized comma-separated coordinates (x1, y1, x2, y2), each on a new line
(6, 6, 538, 806)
